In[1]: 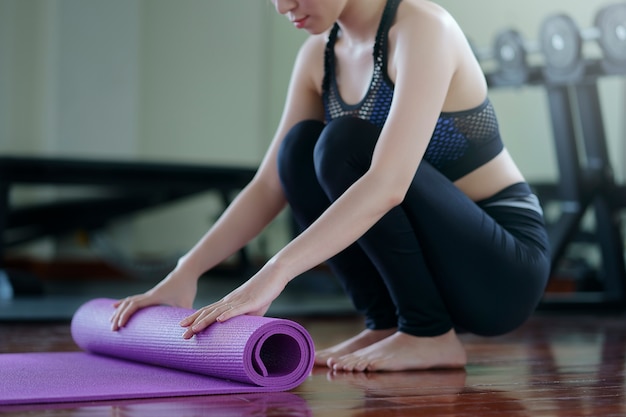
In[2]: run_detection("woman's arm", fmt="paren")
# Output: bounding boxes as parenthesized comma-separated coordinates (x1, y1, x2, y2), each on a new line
(178, 35, 327, 278)
(111, 35, 326, 329)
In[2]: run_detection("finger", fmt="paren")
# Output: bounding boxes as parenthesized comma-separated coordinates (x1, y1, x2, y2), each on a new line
(110, 298, 129, 330)
(182, 312, 215, 340)
(182, 303, 233, 339)
(179, 301, 222, 327)
(182, 326, 197, 339)
(180, 300, 231, 327)
(179, 309, 204, 327)
(111, 304, 130, 331)
(114, 306, 134, 330)
(112, 298, 143, 331)
(216, 302, 240, 323)
(110, 299, 123, 321)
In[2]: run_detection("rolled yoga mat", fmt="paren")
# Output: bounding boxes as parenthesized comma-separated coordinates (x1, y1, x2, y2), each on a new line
(0, 298, 315, 405)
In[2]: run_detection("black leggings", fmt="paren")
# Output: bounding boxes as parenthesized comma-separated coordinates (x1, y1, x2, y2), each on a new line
(277, 117, 551, 337)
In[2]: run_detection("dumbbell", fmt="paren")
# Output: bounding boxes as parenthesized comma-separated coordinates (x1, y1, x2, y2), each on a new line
(491, 29, 539, 86)
(471, 29, 538, 86)
(540, 2, 626, 83)
(594, 2, 626, 66)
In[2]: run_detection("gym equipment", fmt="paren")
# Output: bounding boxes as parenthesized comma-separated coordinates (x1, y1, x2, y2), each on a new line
(492, 29, 533, 85)
(539, 14, 587, 83)
(474, 3, 626, 308)
(472, 29, 538, 86)
(0, 156, 256, 285)
(478, 2, 626, 86)
(595, 3, 626, 70)
(540, 3, 626, 82)
(538, 80, 626, 307)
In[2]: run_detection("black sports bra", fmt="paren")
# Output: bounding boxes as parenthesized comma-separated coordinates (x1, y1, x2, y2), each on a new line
(321, 0, 504, 181)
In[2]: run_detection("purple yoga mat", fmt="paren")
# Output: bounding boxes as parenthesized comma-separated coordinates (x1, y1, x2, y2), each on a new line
(0, 298, 315, 405)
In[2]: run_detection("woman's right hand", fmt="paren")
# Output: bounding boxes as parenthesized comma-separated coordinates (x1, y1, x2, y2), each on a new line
(110, 269, 198, 331)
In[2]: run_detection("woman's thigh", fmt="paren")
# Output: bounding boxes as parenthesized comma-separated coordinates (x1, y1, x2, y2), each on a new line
(401, 164, 551, 335)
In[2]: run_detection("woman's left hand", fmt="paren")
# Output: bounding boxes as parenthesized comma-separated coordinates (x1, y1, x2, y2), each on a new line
(179, 267, 287, 339)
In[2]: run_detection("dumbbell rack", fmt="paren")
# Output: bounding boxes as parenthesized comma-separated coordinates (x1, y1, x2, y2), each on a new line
(480, 3, 626, 309)
(538, 75, 626, 308)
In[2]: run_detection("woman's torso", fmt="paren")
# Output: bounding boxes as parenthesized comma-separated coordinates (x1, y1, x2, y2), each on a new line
(312, 0, 525, 201)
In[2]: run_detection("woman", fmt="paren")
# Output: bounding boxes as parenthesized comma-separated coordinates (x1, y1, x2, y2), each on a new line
(111, 0, 550, 372)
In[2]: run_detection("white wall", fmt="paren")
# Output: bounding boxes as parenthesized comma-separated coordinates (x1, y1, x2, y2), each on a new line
(0, 0, 47, 155)
(0, 0, 140, 157)
(0, 0, 14, 153)
(55, 0, 140, 157)
(138, 1, 266, 165)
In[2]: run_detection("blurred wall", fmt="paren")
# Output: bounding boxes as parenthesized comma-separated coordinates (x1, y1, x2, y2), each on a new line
(0, 0, 140, 157)
(0, 0, 623, 264)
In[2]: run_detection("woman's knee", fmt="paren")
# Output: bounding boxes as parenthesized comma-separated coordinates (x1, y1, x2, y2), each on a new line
(277, 120, 324, 186)
(313, 117, 381, 193)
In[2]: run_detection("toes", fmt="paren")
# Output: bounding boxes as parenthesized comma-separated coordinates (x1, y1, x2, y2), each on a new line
(332, 359, 345, 372)
(326, 357, 336, 369)
(332, 355, 361, 372)
(354, 360, 369, 372)
(366, 358, 383, 372)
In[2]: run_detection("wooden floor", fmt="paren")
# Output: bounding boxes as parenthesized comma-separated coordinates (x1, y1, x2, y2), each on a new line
(1, 311, 625, 416)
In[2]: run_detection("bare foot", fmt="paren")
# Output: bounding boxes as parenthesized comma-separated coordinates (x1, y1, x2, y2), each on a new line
(329, 329, 467, 372)
(314, 328, 396, 367)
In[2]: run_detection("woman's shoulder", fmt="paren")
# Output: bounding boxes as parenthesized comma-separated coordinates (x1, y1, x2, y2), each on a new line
(398, 0, 455, 21)
(290, 32, 330, 96)
(293, 31, 329, 70)
(394, 0, 461, 39)
(389, 0, 470, 67)
(298, 30, 330, 56)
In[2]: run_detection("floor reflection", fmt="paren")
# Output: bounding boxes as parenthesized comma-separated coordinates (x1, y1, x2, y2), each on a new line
(519, 318, 626, 417)
(0, 392, 311, 417)
(307, 368, 530, 417)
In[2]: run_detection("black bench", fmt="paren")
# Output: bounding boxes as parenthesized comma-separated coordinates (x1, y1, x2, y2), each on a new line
(0, 156, 256, 280)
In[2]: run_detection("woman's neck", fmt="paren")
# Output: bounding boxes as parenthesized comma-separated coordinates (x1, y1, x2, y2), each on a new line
(336, 0, 389, 46)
